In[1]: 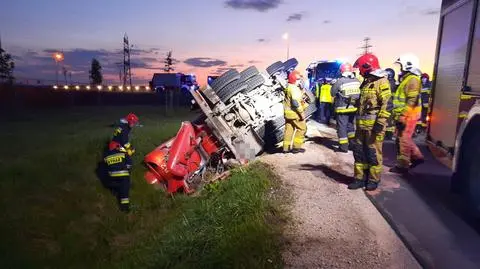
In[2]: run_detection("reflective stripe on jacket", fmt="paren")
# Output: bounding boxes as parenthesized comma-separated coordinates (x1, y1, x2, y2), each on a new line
(357, 76, 392, 130)
(284, 84, 306, 120)
(330, 77, 361, 113)
(392, 73, 421, 120)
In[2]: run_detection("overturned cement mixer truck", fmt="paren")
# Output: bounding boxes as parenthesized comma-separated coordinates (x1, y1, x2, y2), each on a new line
(143, 58, 317, 194)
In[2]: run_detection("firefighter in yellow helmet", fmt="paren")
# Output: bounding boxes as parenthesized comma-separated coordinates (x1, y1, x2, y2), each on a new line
(283, 70, 307, 153)
(349, 53, 391, 191)
(390, 54, 425, 174)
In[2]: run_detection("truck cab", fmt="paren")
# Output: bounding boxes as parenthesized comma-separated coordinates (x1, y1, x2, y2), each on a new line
(306, 60, 343, 92)
(428, 0, 480, 215)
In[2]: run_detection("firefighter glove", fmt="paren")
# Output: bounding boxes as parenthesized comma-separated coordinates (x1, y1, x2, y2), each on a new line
(372, 122, 385, 134)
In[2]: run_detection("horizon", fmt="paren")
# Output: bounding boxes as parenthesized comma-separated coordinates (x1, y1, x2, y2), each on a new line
(1, 0, 442, 86)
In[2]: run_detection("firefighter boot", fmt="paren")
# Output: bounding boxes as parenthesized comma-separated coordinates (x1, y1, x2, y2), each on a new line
(338, 144, 349, 153)
(348, 180, 365, 190)
(291, 148, 306, 154)
(365, 181, 378, 191)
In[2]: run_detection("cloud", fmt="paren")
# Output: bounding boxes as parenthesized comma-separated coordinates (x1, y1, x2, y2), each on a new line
(225, 0, 282, 12)
(212, 67, 233, 75)
(257, 38, 267, 43)
(286, 13, 304, 22)
(184, 57, 227, 68)
(248, 60, 261, 64)
(421, 9, 440, 15)
(229, 64, 245, 68)
(323, 20, 331, 24)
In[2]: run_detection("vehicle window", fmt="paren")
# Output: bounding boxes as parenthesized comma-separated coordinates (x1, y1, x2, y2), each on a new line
(466, 4, 480, 93)
(315, 63, 341, 80)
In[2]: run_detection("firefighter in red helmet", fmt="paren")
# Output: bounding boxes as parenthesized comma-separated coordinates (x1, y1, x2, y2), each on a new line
(103, 113, 140, 212)
(283, 70, 307, 153)
(330, 62, 361, 152)
(349, 54, 391, 191)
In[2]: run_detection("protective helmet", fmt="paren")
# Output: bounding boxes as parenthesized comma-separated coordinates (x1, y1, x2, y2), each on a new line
(421, 73, 430, 81)
(288, 70, 302, 84)
(394, 53, 420, 73)
(385, 68, 395, 80)
(339, 62, 354, 77)
(353, 53, 381, 77)
(124, 113, 139, 127)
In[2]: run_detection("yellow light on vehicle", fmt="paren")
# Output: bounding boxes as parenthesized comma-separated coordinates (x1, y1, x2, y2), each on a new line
(119, 86, 123, 91)
(146, 86, 150, 90)
(135, 86, 140, 91)
(75, 85, 80, 90)
(127, 86, 131, 90)
(86, 85, 91, 90)
(64, 85, 69, 90)
(108, 86, 113, 91)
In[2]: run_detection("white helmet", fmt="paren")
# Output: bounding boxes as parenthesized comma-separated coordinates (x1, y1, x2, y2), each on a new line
(394, 53, 421, 75)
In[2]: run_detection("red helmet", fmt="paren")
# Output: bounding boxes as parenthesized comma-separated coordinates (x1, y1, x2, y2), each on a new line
(125, 113, 139, 126)
(421, 73, 430, 80)
(353, 53, 381, 77)
(288, 70, 302, 84)
(340, 62, 353, 74)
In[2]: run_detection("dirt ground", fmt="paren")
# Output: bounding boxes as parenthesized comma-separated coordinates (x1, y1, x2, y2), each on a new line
(260, 122, 421, 269)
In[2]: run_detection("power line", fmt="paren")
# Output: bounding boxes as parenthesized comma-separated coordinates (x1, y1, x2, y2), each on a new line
(358, 37, 373, 55)
(123, 33, 132, 87)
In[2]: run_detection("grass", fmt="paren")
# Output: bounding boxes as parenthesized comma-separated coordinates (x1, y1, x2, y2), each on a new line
(0, 106, 290, 269)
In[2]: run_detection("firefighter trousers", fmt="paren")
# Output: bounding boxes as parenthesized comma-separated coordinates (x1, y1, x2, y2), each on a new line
(352, 129, 384, 183)
(107, 175, 131, 212)
(385, 114, 396, 136)
(336, 113, 356, 151)
(396, 117, 424, 168)
(283, 118, 306, 151)
(318, 102, 333, 124)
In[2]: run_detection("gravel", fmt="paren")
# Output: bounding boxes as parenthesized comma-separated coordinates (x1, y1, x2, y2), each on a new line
(259, 122, 421, 269)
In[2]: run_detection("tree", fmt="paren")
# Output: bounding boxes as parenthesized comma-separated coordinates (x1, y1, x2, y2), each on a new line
(0, 47, 15, 83)
(164, 51, 175, 73)
(89, 58, 103, 85)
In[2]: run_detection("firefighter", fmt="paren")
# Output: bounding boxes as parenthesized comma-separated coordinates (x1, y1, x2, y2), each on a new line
(384, 68, 397, 140)
(109, 113, 140, 155)
(316, 78, 334, 124)
(103, 142, 133, 212)
(390, 54, 425, 174)
(416, 73, 432, 133)
(283, 70, 307, 153)
(330, 62, 361, 152)
(348, 53, 391, 191)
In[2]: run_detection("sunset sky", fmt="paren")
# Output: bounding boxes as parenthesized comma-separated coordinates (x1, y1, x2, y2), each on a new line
(1, 0, 442, 86)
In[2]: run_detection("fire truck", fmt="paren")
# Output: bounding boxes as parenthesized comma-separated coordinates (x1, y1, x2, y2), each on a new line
(428, 0, 480, 215)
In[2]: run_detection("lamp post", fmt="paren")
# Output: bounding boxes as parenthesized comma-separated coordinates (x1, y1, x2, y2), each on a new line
(52, 52, 64, 84)
(282, 32, 289, 60)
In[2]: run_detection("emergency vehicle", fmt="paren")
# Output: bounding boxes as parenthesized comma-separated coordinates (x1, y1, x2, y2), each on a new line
(428, 0, 480, 215)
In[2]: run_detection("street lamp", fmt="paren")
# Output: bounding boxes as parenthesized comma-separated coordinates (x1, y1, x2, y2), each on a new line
(52, 52, 64, 85)
(282, 32, 289, 60)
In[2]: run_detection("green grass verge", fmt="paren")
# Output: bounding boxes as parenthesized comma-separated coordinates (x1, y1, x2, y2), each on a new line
(0, 106, 289, 269)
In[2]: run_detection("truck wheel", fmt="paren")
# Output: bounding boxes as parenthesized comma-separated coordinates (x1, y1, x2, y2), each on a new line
(211, 69, 240, 93)
(266, 61, 284, 76)
(240, 66, 260, 82)
(282, 58, 299, 72)
(243, 74, 265, 93)
(460, 130, 480, 218)
(217, 80, 248, 103)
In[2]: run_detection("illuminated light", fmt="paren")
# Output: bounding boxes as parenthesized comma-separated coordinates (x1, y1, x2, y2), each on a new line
(135, 86, 140, 91)
(97, 85, 103, 90)
(53, 85, 58, 89)
(426, 115, 430, 122)
(146, 86, 150, 90)
(127, 86, 131, 90)
(282, 32, 289, 40)
(86, 85, 91, 90)
(119, 86, 123, 91)
(75, 85, 80, 90)
(108, 86, 113, 90)
(53, 52, 64, 62)
(64, 85, 69, 90)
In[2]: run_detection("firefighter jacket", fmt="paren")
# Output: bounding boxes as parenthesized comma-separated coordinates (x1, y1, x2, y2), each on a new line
(316, 83, 333, 103)
(330, 77, 361, 114)
(284, 83, 307, 120)
(104, 147, 132, 178)
(392, 73, 422, 120)
(386, 78, 397, 112)
(112, 120, 133, 152)
(421, 81, 432, 110)
(356, 75, 392, 131)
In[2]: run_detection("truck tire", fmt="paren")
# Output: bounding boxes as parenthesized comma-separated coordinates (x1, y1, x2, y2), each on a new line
(282, 58, 299, 72)
(305, 103, 317, 118)
(217, 80, 248, 103)
(211, 69, 240, 93)
(240, 66, 259, 82)
(243, 74, 265, 93)
(266, 61, 284, 76)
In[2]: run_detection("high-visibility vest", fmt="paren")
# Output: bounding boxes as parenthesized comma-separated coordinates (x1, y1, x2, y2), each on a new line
(392, 74, 421, 119)
(283, 84, 306, 119)
(316, 83, 333, 103)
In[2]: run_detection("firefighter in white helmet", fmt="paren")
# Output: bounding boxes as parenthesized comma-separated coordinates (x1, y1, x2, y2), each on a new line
(390, 53, 425, 174)
(330, 62, 361, 152)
